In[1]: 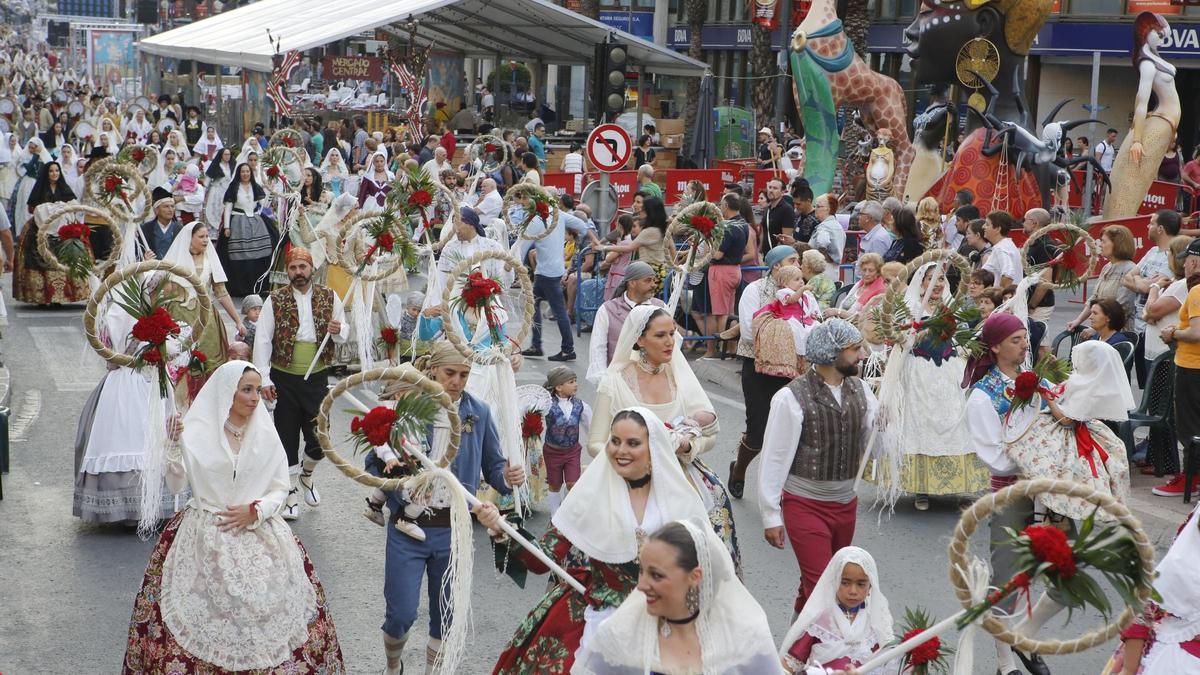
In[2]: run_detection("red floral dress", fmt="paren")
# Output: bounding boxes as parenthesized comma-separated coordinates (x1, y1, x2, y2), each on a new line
(122, 511, 345, 674)
(492, 525, 640, 675)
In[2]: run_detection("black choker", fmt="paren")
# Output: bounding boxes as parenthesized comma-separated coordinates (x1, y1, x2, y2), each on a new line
(663, 609, 700, 625)
(625, 473, 652, 488)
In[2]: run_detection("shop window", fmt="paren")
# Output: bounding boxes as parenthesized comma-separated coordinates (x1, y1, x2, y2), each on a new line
(1065, 0, 1123, 14)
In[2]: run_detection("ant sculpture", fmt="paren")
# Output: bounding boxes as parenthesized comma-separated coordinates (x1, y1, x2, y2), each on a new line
(969, 70, 1110, 208)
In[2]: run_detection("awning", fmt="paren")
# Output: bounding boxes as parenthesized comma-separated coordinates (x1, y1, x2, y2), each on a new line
(137, 0, 708, 77)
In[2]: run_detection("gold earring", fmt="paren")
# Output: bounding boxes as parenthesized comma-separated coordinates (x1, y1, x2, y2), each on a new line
(955, 36, 999, 114)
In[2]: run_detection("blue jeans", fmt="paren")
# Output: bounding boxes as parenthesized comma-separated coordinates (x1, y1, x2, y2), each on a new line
(531, 273, 573, 354)
(383, 524, 452, 640)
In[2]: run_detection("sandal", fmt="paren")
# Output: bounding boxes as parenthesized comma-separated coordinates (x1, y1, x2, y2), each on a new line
(727, 460, 745, 499)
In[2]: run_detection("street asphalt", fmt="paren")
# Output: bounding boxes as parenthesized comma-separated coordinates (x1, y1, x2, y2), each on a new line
(0, 279, 1188, 674)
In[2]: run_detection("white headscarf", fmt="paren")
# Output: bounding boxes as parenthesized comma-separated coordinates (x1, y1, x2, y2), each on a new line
(150, 147, 180, 189)
(235, 136, 261, 167)
(779, 546, 894, 666)
(1154, 505, 1200, 628)
(0, 132, 14, 164)
(904, 261, 951, 317)
(193, 126, 222, 158)
(161, 221, 228, 296)
(601, 303, 716, 421)
(319, 148, 346, 177)
(310, 191, 356, 269)
(1057, 341, 1134, 422)
(552, 406, 709, 564)
(362, 149, 394, 181)
(164, 129, 190, 159)
(22, 137, 51, 164)
(575, 517, 782, 675)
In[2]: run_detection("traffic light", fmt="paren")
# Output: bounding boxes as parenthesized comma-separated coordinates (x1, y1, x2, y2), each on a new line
(600, 42, 627, 120)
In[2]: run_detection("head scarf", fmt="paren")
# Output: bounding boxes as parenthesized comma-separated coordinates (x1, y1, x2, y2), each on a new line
(285, 246, 313, 266)
(575, 517, 780, 675)
(23, 137, 51, 163)
(765, 244, 797, 270)
(192, 125, 222, 158)
(779, 546, 894, 665)
(1153, 504, 1200, 626)
(603, 304, 715, 422)
(552, 406, 709, 563)
(415, 341, 471, 371)
(0, 133, 15, 164)
(903, 261, 952, 317)
(543, 366, 576, 393)
(624, 261, 655, 282)
(363, 149, 393, 181)
(460, 205, 484, 236)
(963, 312, 1026, 387)
(1057, 341, 1134, 422)
(319, 148, 345, 176)
(160, 221, 227, 297)
(241, 294, 263, 315)
(806, 319, 862, 365)
(152, 196, 175, 212)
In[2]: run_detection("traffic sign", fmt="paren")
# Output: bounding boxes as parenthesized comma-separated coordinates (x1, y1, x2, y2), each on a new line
(586, 123, 632, 173)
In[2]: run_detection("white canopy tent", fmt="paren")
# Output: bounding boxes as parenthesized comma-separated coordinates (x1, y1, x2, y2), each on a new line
(137, 0, 707, 77)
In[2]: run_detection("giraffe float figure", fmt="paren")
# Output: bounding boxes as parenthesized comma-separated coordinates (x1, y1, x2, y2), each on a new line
(790, 0, 913, 198)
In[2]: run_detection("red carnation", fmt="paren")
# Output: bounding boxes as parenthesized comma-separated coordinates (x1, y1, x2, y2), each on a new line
(521, 411, 543, 440)
(355, 406, 398, 447)
(690, 215, 716, 237)
(350, 416, 363, 434)
(535, 201, 550, 220)
(485, 143, 498, 153)
(408, 190, 433, 208)
(1023, 524, 1077, 579)
(902, 628, 942, 667)
(1013, 371, 1039, 401)
(141, 347, 162, 364)
(103, 174, 122, 194)
(191, 349, 207, 363)
(58, 222, 90, 242)
(283, 136, 297, 147)
(380, 327, 398, 345)
(461, 270, 501, 308)
(376, 232, 395, 252)
(131, 148, 145, 162)
(265, 165, 280, 178)
(131, 306, 181, 345)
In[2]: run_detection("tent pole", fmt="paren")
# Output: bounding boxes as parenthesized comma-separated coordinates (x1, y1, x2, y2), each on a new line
(636, 65, 645, 148)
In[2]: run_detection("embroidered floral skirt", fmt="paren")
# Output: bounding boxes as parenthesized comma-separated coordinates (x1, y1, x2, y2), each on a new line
(1005, 415, 1130, 521)
(123, 511, 345, 674)
(870, 454, 992, 497)
(13, 224, 90, 304)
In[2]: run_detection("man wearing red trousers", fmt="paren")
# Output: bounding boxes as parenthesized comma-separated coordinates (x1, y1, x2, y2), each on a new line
(757, 319, 876, 616)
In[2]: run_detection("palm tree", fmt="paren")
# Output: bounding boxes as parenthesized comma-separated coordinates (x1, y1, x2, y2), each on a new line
(843, 0, 870, 60)
(683, 0, 707, 155)
(750, 23, 775, 124)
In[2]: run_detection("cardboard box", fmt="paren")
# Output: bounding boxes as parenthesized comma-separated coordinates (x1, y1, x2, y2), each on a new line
(662, 133, 684, 149)
(656, 118, 685, 136)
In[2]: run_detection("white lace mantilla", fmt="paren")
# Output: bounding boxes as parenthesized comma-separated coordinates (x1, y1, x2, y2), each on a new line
(882, 353, 970, 457)
(159, 509, 317, 670)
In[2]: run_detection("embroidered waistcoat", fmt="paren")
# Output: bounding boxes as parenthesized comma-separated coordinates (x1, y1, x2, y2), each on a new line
(270, 285, 336, 368)
(544, 398, 584, 448)
(787, 368, 868, 481)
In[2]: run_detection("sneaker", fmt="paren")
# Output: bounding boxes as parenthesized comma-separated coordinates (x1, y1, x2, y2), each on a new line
(521, 347, 544, 358)
(1152, 474, 1193, 497)
(548, 351, 577, 362)
(299, 474, 321, 506)
(363, 498, 385, 527)
(394, 518, 427, 541)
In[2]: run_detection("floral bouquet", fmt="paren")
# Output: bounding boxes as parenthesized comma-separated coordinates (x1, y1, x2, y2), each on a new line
(897, 607, 953, 675)
(98, 170, 133, 209)
(450, 270, 505, 345)
(1005, 353, 1071, 421)
(521, 409, 544, 453)
(112, 278, 182, 398)
(115, 144, 157, 176)
(376, 325, 400, 357)
(51, 221, 94, 280)
(683, 213, 726, 251)
(909, 296, 983, 363)
(347, 391, 441, 456)
(385, 165, 439, 234)
(358, 210, 418, 273)
(1045, 228, 1089, 291)
(186, 349, 209, 378)
(521, 191, 555, 229)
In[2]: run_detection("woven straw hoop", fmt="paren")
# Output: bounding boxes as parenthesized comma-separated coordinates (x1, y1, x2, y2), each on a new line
(82, 260, 212, 367)
(35, 203, 123, 275)
(666, 201, 725, 269)
(947, 478, 1156, 654)
(315, 366, 462, 491)
(116, 143, 159, 178)
(904, 248, 972, 302)
(440, 248, 534, 365)
(465, 134, 509, 169)
(1021, 223, 1099, 291)
(82, 158, 151, 225)
(500, 182, 561, 241)
(336, 211, 417, 282)
(260, 146, 305, 198)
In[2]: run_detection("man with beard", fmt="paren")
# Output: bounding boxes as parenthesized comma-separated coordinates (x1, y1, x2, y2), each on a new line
(253, 247, 348, 520)
(757, 319, 876, 616)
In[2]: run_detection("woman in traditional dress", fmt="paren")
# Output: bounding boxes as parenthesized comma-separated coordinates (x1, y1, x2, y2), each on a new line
(73, 300, 184, 524)
(163, 128, 191, 161)
(98, 117, 122, 154)
(320, 148, 349, 199)
(875, 261, 990, 511)
(14, 161, 88, 305)
(193, 125, 223, 164)
(158, 222, 242, 405)
(356, 150, 393, 214)
(12, 137, 50, 230)
(218, 162, 276, 296)
(123, 361, 345, 673)
(574, 519, 781, 675)
(203, 146, 234, 230)
(149, 147, 178, 190)
(0, 133, 18, 220)
(476, 406, 710, 674)
(589, 304, 741, 573)
(58, 143, 82, 195)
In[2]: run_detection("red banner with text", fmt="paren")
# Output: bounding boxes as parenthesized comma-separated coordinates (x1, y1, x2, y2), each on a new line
(663, 169, 727, 204)
(542, 172, 585, 197)
(1066, 172, 1182, 215)
(322, 55, 384, 82)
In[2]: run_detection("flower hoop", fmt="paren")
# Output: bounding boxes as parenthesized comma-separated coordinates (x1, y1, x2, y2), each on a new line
(386, 166, 464, 240)
(440, 249, 534, 365)
(315, 366, 462, 487)
(904, 249, 973, 302)
(259, 145, 305, 198)
(114, 143, 158, 178)
(268, 128, 304, 150)
(666, 201, 725, 269)
(1021, 223, 1099, 292)
(465, 134, 509, 172)
(500, 182, 561, 241)
(947, 478, 1156, 655)
(82, 158, 151, 225)
(336, 210, 418, 282)
(82, 260, 211, 368)
(34, 203, 123, 279)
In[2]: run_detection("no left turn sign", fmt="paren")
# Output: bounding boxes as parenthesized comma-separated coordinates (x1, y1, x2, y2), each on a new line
(586, 123, 632, 172)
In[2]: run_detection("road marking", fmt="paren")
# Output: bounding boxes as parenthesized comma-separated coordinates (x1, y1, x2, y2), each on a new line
(10, 390, 41, 442)
(28, 326, 106, 392)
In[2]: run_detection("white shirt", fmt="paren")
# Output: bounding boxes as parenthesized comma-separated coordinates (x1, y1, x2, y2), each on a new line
(809, 217, 846, 280)
(982, 237, 1023, 286)
(966, 386, 1019, 477)
(587, 293, 636, 385)
(174, 184, 206, 213)
(561, 152, 584, 173)
(421, 158, 452, 180)
(1145, 278, 1189, 359)
(1134, 246, 1171, 332)
(757, 380, 879, 529)
(437, 233, 508, 286)
(1096, 140, 1116, 172)
(737, 278, 771, 357)
(473, 189, 502, 223)
(481, 93, 494, 109)
(253, 286, 349, 388)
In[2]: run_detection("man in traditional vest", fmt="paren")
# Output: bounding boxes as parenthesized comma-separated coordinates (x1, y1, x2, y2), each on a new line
(584, 261, 665, 385)
(253, 246, 347, 520)
(757, 319, 876, 617)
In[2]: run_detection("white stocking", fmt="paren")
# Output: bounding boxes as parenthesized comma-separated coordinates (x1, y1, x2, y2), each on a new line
(995, 637, 1018, 673)
(1013, 594, 1067, 642)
